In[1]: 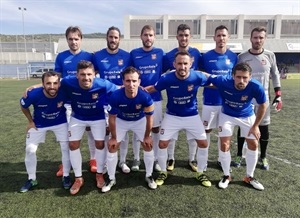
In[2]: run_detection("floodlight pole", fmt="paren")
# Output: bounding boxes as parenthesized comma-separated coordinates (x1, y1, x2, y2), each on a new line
(18, 7, 27, 63)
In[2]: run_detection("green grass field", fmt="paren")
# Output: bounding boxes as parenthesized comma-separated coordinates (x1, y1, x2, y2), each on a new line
(0, 79, 299, 218)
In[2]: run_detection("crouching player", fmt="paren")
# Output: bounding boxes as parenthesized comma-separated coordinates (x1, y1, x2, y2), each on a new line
(19, 72, 71, 192)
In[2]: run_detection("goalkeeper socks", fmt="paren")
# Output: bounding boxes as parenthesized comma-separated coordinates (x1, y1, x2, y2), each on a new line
(237, 128, 245, 157)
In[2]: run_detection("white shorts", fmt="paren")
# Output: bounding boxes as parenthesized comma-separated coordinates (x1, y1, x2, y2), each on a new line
(218, 112, 256, 139)
(68, 117, 106, 141)
(201, 105, 222, 130)
(153, 101, 163, 128)
(160, 113, 206, 141)
(26, 123, 68, 145)
(116, 117, 146, 143)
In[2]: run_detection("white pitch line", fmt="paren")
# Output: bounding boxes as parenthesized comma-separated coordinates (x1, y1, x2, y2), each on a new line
(267, 154, 300, 168)
(212, 133, 300, 168)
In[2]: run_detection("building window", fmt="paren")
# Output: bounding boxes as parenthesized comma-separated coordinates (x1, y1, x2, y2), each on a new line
(281, 20, 300, 37)
(243, 20, 275, 36)
(156, 21, 163, 35)
(206, 20, 237, 37)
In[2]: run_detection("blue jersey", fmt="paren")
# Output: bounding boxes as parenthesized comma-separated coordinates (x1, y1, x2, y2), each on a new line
(20, 87, 67, 128)
(108, 87, 154, 121)
(207, 75, 266, 118)
(61, 76, 118, 121)
(165, 47, 202, 71)
(55, 50, 93, 77)
(130, 47, 165, 101)
(92, 48, 131, 86)
(201, 49, 238, 105)
(154, 70, 207, 117)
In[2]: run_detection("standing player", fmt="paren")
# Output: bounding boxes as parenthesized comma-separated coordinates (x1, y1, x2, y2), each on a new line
(92, 26, 132, 174)
(233, 26, 282, 170)
(61, 60, 117, 195)
(200, 25, 238, 169)
(103, 67, 156, 192)
(130, 25, 166, 172)
(54, 26, 96, 176)
(164, 23, 202, 172)
(19, 72, 71, 192)
(207, 62, 267, 190)
(146, 51, 211, 187)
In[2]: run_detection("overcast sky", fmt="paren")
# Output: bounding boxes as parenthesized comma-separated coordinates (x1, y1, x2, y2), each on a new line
(1, 0, 299, 35)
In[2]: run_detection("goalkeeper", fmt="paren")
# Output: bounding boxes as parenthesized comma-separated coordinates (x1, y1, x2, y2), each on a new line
(233, 26, 282, 170)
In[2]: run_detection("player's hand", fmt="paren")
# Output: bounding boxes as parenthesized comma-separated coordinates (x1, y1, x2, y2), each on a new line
(108, 138, 118, 153)
(26, 122, 37, 132)
(248, 125, 260, 141)
(23, 86, 34, 98)
(143, 136, 153, 151)
(272, 91, 282, 112)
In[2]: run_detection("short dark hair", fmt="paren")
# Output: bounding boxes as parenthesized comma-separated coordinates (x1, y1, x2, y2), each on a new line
(232, 62, 252, 75)
(140, 25, 155, 35)
(77, 60, 95, 73)
(174, 50, 192, 59)
(251, 26, 267, 37)
(42, 71, 61, 83)
(215, 25, 228, 34)
(65, 26, 83, 39)
(106, 26, 121, 38)
(121, 66, 141, 79)
(177, 24, 190, 34)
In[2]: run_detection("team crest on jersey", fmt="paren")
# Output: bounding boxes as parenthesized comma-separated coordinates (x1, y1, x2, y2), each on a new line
(226, 59, 231, 65)
(118, 59, 124, 66)
(92, 93, 98, 99)
(160, 128, 165, 135)
(261, 59, 266, 65)
(57, 101, 63, 108)
(136, 104, 142, 110)
(241, 95, 248, 101)
(203, 121, 208, 126)
(151, 54, 157, 60)
(218, 126, 222, 132)
(187, 84, 194, 91)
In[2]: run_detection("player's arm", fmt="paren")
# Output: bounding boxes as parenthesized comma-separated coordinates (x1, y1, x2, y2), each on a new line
(144, 113, 153, 138)
(144, 85, 157, 94)
(20, 104, 37, 132)
(108, 113, 118, 153)
(201, 73, 216, 88)
(108, 113, 117, 139)
(23, 83, 42, 98)
(248, 102, 267, 140)
(195, 70, 210, 78)
(143, 103, 154, 150)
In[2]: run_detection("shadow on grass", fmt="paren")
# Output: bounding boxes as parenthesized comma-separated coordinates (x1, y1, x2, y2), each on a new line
(0, 159, 259, 195)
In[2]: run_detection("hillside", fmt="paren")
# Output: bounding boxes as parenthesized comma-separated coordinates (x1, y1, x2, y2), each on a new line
(0, 33, 106, 42)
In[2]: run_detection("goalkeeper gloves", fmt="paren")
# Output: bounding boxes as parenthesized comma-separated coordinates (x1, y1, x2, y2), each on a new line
(272, 90, 282, 112)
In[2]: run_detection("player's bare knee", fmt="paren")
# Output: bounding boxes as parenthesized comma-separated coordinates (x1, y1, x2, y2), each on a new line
(196, 139, 208, 148)
(159, 140, 169, 149)
(143, 145, 152, 152)
(152, 127, 160, 134)
(205, 129, 212, 133)
(69, 141, 80, 150)
(95, 140, 104, 149)
(220, 142, 231, 152)
(246, 139, 258, 151)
